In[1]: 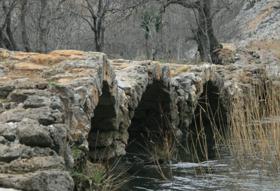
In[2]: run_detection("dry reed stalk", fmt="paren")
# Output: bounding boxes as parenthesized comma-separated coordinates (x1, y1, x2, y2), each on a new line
(227, 75, 280, 171)
(187, 74, 280, 173)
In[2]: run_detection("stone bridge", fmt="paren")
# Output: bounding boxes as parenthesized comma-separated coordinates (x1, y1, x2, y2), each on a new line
(0, 49, 268, 190)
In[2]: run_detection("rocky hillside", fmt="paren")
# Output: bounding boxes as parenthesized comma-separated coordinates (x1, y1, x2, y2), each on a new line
(213, 0, 280, 78)
(229, 0, 280, 44)
(222, 0, 280, 63)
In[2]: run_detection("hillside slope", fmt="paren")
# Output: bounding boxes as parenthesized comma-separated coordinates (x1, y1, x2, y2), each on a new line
(228, 0, 280, 54)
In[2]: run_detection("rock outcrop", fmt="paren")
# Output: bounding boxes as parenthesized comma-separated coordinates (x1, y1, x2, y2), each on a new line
(0, 48, 272, 190)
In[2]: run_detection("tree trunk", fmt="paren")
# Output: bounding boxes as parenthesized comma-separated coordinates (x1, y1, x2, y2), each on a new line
(94, 31, 101, 52)
(5, 9, 17, 50)
(0, 0, 17, 50)
(20, 0, 31, 52)
(38, 0, 48, 52)
(145, 37, 150, 60)
(153, 13, 163, 60)
(196, 0, 220, 63)
(94, 20, 105, 52)
(0, 32, 13, 50)
(94, 0, 105, 52)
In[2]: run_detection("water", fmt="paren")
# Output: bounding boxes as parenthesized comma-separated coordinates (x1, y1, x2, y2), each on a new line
(123, 156, 280, 191)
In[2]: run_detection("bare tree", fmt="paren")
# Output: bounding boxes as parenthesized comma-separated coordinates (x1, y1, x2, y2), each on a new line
(34, 0, 67, 52)
(73, 0, 147, 52)
(73, 0, 113, 52)
(0, 0, 18, 50)
(20, 0, 31, 51)
(0, 0, 242, 62)
(37, 0, 48, 52)
(140, 6, 164, 60)
(159, 0, 224, 63)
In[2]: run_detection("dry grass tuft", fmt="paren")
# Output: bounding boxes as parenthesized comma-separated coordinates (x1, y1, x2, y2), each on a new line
(169, 65, 190, 77)
(72, 159, 131, 191)
(186, 72, 280, 173)
(227, 76, 280, 171)
(248, 40, 280, 59)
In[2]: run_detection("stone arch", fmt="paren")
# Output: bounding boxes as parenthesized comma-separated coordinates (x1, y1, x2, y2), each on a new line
(87, 80, 119, 161)
(84, 59, 121, 162)
(125, 70, 175, 163)
(188, 80, 227, 161)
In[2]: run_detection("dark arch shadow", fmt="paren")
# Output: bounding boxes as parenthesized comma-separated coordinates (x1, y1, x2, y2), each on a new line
(87, 82, 117, 161)
(125, 81, 174, 163)
(188, 81, 227, 161)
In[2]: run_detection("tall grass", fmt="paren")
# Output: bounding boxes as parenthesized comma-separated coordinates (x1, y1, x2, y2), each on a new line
(72, 158, 131, 191)
(186, 75, 280, 173)
(129, 111, 176, 180)
(187, 82, 226, 163)
(227, 78, 280, 171)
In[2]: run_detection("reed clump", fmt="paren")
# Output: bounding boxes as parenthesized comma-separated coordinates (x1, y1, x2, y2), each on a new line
(132, 112, 176, 180)
(187, 81, 226, 163)
(227, 78, 280, 171)
(72, 159, 130, 191)
(186, 76, 280, 173)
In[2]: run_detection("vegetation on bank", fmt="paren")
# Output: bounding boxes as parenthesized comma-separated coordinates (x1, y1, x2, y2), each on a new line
(228, 75, 280, 172)
(71, 146, 129, 191)
(186, 69, 280, 172)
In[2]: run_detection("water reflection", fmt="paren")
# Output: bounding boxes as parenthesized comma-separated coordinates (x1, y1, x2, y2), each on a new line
(123, 157, 280, 191)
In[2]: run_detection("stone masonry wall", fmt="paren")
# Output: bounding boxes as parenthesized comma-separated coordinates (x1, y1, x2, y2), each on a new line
(0, 49, 268, 191)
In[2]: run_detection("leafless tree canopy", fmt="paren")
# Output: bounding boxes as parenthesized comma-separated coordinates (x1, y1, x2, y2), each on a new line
(0, 0, 244, 62)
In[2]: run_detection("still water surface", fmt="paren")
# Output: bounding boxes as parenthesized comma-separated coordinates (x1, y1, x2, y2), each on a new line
(123, 155, 280, 191)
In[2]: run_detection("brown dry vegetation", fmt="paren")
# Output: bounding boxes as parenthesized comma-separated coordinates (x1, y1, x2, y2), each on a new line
(165, 64, 190, 77)
(188, 70, 280, 172)
(227, 76, 280, 171)
(248, 40, 280, 59)
(0, 49, 97, 86)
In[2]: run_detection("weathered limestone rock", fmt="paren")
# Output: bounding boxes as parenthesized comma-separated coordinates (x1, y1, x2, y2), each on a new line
(0, 188, 21, 191)
(0, 48, 272, 190)
(0, 156, 65, 173)
(0, 144, 57, 163)
(17, 119, 53, 148)
(0, 170, 74, 191)
(0, 86, 15, 99)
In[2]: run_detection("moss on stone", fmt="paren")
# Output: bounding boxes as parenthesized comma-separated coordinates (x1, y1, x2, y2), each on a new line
(0, 98, 8, 103)
(71, 146, 84, 162)
(48, 81, 64, 89)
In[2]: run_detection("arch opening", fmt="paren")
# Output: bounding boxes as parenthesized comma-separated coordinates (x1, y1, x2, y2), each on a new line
(126, 81, 175, 163)
(188, 81, 227, 161)
(88, 82, 118, 161)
